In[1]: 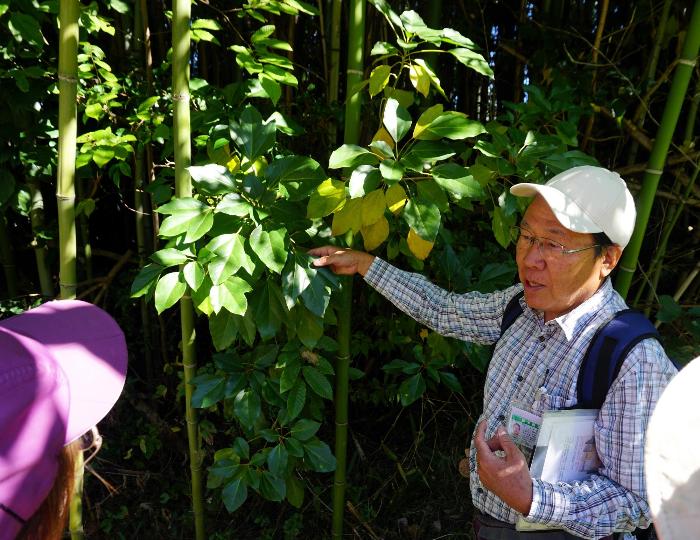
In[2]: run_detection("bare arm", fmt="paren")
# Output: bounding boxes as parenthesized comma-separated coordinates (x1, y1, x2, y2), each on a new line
(308, 246, 375, 277)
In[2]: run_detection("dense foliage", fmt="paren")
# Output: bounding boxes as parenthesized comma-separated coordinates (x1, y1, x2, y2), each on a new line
(0, 0, 698, 538)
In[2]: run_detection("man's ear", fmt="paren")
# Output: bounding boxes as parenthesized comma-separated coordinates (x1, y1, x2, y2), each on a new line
(601, 245, 623, 278)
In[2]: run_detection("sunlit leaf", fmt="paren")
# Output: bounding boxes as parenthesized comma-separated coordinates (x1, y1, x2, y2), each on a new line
(361, 189, 386, 226)
(382, 98, 412, 143)
(418, 112, 486, 140)
(349, 165, 381, 198)
(369, 64, 391, 97)
(306, 179, 346, 218)
(331, 197, 362, 236)
(385, 183, 408, 214)
(249, 225, 287, 274)
(409, 62, 430, 97)
(328, 144, 379, 169)
(403, 198, 440, 242)
(361, 216, 390, 251)
(407, 228, 434, 260)
(413, 104, 443, 139)
(449, 47, 493, 78)
(431, 164, 484, 199)
(154, 272, 186, 314)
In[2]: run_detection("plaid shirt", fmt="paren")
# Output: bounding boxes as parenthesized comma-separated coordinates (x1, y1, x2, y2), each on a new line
(365, 258, 677, 539)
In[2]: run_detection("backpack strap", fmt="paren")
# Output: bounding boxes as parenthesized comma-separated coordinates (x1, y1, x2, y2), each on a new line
(576, 310, 660, 409)
(500, 290, 525, 338)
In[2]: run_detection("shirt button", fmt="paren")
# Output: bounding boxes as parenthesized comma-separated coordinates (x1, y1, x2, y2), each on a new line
(538, 335, 546, 342)
(517, 375, 524, 382)
(477, 487, 484, 494)
(498, 414, 505, 421)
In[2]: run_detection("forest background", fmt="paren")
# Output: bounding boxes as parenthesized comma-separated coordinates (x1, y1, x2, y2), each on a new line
(1, 0, 699, 538)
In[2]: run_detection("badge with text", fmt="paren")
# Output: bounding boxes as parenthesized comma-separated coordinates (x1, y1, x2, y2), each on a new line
(507, 403, 542, 463)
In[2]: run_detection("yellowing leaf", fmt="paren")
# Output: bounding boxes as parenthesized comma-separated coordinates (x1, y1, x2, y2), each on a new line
(361, 189, 386, 226)
(413, 104, 443, 139)
(307, 178, 346, 218)
(409, 62, 430, 97)
(361, 216, 390, 251)
(385, 183, 407, 214)
(372, 126, 395, 150)
(331, 197, 362, 236)
(407, 228, 434, 260)
(227, 154, 241, 172)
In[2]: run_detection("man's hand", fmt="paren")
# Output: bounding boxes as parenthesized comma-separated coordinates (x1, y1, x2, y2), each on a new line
(307, 247, 375, 277)
(474, 420, 533, 516)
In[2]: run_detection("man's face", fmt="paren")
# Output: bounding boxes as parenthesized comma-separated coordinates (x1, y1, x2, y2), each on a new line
(516, 196, 620, 322)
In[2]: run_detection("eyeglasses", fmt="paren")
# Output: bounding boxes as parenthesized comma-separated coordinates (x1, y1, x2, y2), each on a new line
(510, 226, 600, 259)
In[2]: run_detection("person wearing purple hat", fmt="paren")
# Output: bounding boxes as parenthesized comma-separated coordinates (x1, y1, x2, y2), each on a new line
(0, 300, 127, 539)
(309, 166, 677, 539)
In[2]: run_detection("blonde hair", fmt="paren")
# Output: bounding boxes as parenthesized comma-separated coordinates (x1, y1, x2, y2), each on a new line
(18, 440, 82, 540)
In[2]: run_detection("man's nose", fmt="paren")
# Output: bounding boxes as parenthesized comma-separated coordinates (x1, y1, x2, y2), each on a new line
(522, 239, 546, 267)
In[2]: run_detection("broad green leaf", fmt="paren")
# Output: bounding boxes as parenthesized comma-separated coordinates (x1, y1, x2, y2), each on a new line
(474, 262, 517, 293)
(349, 165, 381, 198)
(432, 164, 484, 199)
(209, 310, 238, 351)
(158, 198, 214, 242)
(303, 439, 336, 472)
(229, 105, 276, 160)
(439, 371, 463, 394)
(188, 164, 236, 195)
(250, 280, 288, 340)
(183, 261, 205, 291)
(409, 62, 430, 97)
(234, 389, 261, 430)
(281, 253, 312, 309)
(383, 87, 414, 108)
(191, 374, 226, 408)
(260, 471, 286, 501)
(93, 147, 115, 167)
(369, 65, 391, 97)
(131, 263, 163, 298)
(233, 437, 250, 460)
(150, 248, 189, 267)
(379, 159, 404, 182)
(449, 48, 493, 78)
(286, 475, 304, 508)
(216, 193, 252, 217)
(403, 198, 441, 242)
(441, 28, 477, 48)
(192, 276, 214, 316)
(307, 179, 346, 218)
(222, 479, 248, 513)
(291, 419, 321, 441)
(267, 444, 289, 477)
(331, 197, 362, 236)
(369, 140, 394, 160)
(210, 276, 252, 315)
(328, 145, 379, 169)
(266, 155, 326, 200)
(407, 228, 434, 260)
(280, 357, 302, 394)
(417, 179, 448, 213)
(295, 307, 324, 348)
(361, 216, 390, 251)
(385, 184, 407, 214)
(657, 295, 683, 323)
(361, 189, 386, 226)
(370, 41, 399, 56)
(205, 233, 249, 285)
(302, 366, 332, 400)
(399, 373, 426, 405)
(285, 437, 305, 458)
(259, 73, 282, 105)
(419, 112, 486, 141)
(382, 98, 412, 143)
(249, 226, 287, 273)
(8, 12, 45, 48)
(414, 58, 446, 98)
(154, 272, 186, 314)
(413, 104, 443, 140)
(491, 207, 515, 249)
(286, 379, 306, 421)
(402, 140, 456, 169)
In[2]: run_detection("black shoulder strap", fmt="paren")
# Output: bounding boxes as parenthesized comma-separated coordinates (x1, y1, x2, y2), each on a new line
(500, 290, 525, 338)
(576, 310, 660, 409)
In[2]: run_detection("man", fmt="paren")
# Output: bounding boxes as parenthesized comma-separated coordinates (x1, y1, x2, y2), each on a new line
(309, 165, 677, 539)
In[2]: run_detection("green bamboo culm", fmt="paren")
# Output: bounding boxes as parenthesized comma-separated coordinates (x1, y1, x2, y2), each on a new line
(58, 1, 82, 537)
(327, 0, 342, 145)
(332, 1, 366, 538)
(57, 0, 79, 301)
(614, 0, 700, 299)
(172, 0, 205, 537)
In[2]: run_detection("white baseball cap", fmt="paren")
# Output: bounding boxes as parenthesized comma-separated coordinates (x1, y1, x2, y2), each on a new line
(510, 166, 636, 248)
(645, 357, 700, 540)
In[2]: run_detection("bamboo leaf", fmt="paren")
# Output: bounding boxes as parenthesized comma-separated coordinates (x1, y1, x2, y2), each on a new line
(369, 65, 391, 97)
(249, 225, 288, 273)
(306, 179, 346, 218)
(361, 216, 390, 251)
(154, 272, 186, 313)
(403, 198, 440, 242)
(407, 228, 434, 260)
(222, 479, 248, 513)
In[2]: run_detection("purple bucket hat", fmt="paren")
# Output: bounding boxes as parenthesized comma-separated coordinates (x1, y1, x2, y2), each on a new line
(0, 300, 127, 539)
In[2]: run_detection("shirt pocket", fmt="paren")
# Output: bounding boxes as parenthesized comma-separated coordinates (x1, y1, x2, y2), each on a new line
(534, 392, 577, 414)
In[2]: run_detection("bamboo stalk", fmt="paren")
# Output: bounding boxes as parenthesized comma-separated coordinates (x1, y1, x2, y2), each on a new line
(327, 0, 342, 145)
(28, 178, 54, 297)
(0, 216, 19, 297)
(581, 0, 609, 151)
(331, 2, 365, 538)
(615, 0, 700, 299)
(172, 0, 205, 537)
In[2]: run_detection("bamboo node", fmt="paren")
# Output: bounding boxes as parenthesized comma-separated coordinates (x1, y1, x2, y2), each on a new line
(346, 69, 363, 76)
(678, 58, 696, 67)
(618, 265, 635, 273)
(56, 194, 76, 202)
(183, 362, 197, 369)
(172, 92, 190, 102)
(57, 73, 78, 83)
(336, 354, 351, 360)
(335, 421, 348, 427)
(644, 168, 664, 176)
